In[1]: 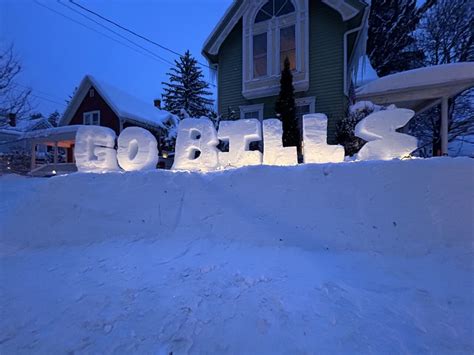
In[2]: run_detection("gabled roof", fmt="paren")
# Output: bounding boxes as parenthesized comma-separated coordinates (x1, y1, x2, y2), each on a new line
(60, 75, 176, 130)
(1, 117, 53, 133)
(202, 0, 368, 62)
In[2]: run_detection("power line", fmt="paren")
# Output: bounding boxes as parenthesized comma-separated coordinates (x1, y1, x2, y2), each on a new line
(33, 0, 173, 67)
(68, 0, 215, 71)
(15, 82, 65, 103)
(57, 0, 175, 67)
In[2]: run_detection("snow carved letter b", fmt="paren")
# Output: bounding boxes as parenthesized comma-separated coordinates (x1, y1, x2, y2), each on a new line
(117, 127, 158, 171)
(172, 118, 220, 171)
(75, 126, 119, 173)
(355, 108, 418, 161)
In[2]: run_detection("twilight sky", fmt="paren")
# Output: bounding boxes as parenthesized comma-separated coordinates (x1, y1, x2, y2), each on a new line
(0, 0, 232, 115)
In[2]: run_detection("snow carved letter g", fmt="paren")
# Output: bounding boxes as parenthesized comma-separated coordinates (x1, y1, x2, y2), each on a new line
(74, 126, 119, 173)
(172, 118, 220, 171)
(355, 108, 418, 161)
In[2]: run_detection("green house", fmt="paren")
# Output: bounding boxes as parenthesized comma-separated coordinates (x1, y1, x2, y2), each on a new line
(202, 0, 369, 143)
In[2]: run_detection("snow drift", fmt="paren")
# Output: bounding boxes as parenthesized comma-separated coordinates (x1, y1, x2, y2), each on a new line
(1, 158, 473, 353)
(1, 158, 472, 255)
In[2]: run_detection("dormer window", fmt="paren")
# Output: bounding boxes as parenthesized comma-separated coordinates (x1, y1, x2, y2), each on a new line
(243, 0, 309, 99)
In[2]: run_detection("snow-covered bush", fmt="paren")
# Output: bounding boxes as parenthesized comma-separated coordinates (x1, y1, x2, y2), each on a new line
(0, 151, 31, 175)
(336, 101, 389, 157)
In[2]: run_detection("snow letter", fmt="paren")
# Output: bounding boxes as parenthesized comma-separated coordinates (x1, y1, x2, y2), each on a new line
(117, 127, 158, 171)
(75, 126, 119, 173)
(303, 114, 345, 164)
(172, 118, 219, 171)
(262, 119, 297, 166)
(218, 119, 262, 168)
(355, 108, 418, 161)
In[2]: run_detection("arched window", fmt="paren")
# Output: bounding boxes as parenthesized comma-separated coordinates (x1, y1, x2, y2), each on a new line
(252, 0, 297, 78)
(243, 0, 309, 99)
(255, 0, 296, 23)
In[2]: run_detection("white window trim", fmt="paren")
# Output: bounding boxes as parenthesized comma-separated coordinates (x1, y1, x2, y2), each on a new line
(83, 110, 101, 126)
(243, 0, 309, 100)
(239, 103, 264, 121)
(295, 96, 316, 113)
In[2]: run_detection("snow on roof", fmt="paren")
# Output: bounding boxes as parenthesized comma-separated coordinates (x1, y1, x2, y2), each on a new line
(60, 75, 176, 130)
(88, 76, 174, 130)
(23, 125, 81, 139)
(356, 62, 474, 96)
(1, 118, 53, 133)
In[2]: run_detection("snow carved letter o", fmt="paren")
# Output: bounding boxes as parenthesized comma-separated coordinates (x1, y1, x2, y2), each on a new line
(117, 127, 158, 171)
(74, 126, 119, 173)
(172, 118, 220, 171)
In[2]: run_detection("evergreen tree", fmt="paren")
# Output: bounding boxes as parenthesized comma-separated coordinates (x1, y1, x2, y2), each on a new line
(367, 0, 436, 77)
(162, 50, 214, 118)
(275, 57, 299, 148)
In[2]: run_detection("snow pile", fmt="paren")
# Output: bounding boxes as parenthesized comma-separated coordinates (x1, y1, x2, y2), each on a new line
(1, 158, 473, 353)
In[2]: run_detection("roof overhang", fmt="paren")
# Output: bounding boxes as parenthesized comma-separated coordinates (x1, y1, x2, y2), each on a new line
(356, 63, 474, 113)
(202, 0, 367, 63)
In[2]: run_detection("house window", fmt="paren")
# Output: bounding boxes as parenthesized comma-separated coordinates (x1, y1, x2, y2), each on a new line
(253, 33, 268, 78)
(280, 25, 296, 71)
(240, 104, 264, 121)
(243, 0, 309, 99)
(295, 96, 315, 132)
(83, 111, 100, 126)
(89, 88, 95, 98)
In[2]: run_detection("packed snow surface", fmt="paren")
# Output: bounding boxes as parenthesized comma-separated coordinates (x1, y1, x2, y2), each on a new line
(1, 158, 473, 353)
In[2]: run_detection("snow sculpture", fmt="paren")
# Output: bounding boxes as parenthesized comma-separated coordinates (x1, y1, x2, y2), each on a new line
(117, 127, 158, 171)
(172, 118, 220, 171)
(302, 114, 345, 164)
(218, 119, 262, 168)
(355, 108, 418, 161)
(263, 119, 297, 166)
(75, 126, 119, 173)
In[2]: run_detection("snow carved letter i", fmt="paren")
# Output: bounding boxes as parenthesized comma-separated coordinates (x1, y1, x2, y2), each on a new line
(218, 119, 262, 168)
(117, 127, 158, 171)
(75, 126, 119, 173)
(355, 108, 418, 161)
(172, 118, 220, 172)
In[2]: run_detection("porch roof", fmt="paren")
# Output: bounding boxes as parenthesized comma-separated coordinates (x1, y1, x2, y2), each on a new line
(355, 62, 474, 113)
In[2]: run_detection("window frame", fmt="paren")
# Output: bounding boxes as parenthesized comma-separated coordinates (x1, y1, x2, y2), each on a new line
(83, 110, 101, 126)
(243, 0, 309, 99)
(239, 104, 265, 121)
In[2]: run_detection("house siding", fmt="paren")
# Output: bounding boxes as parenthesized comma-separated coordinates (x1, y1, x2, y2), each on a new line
(68, 86, 121, 135)
(217, 0, 356, 143)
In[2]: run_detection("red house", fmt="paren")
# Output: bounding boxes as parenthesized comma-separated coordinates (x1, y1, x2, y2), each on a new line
(27, 75, 177, 176)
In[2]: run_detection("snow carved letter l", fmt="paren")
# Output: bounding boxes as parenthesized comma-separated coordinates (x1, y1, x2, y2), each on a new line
(75, 126, 119, 173)
(263, 119, 297, 166)
(303, 114, 345, 164)
(117, 127, 159, 171)
(355, 108, 418, 161)
(218, 119, 262, 168)
(172, 118, 220, 171)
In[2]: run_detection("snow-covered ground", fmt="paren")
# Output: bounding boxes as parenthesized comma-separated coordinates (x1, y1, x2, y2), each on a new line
(1, 158, 473, 353)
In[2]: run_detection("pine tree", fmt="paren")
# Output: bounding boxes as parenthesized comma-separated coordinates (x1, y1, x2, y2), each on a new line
(162, 50, 214, 118)
(367, 0, 436, 77)
(275, 57, 299, 148)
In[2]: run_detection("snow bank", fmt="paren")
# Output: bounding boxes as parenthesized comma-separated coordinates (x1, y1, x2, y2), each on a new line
(1, 159, 473, 353)
(1, 158, 472, 256)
